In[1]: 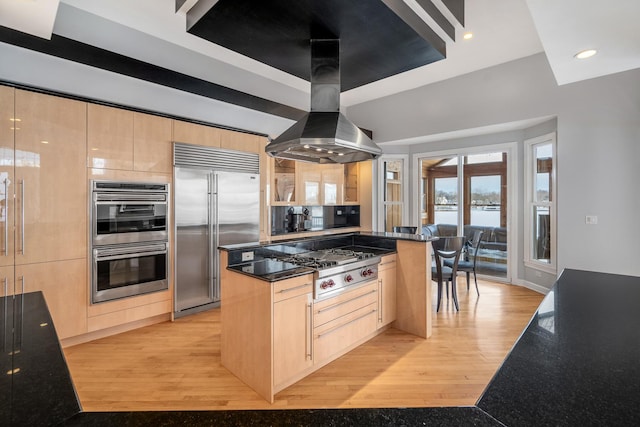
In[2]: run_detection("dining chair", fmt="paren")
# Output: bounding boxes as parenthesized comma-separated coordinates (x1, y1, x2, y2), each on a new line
(445, 230, 484, 296)
(431, 236, 465, 312)
(392, 226, 417, 234)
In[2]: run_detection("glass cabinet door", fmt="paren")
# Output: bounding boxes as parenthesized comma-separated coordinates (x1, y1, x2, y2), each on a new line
(273, 158, 296, 203)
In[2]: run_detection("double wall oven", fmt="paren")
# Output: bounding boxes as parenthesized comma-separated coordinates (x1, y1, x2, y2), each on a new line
(90, 181, 169, 304)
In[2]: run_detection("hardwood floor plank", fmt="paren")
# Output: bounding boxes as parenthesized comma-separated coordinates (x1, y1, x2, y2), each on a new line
(64, 279, 543, 411)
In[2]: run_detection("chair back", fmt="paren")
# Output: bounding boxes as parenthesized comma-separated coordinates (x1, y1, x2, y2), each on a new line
(469, 230, 484, 254)
(432, 236, 466, 279)
(393, 226, 417, 234)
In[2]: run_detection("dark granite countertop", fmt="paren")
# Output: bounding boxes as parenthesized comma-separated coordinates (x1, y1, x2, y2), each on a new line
(22, 268, 640, 426)
(1, 291, 81, 426)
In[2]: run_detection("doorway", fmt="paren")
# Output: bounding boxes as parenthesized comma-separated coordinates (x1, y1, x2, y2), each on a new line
(418, 151, 510, 281)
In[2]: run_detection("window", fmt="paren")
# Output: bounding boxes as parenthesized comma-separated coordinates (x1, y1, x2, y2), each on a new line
(381, 158, 406, 232)
(524, 133, 556, 272)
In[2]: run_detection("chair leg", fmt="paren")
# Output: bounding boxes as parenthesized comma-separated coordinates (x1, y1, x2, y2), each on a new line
(446, 280, 450, 299)
(436, 281, 442, 312)
(473, 270, 480, 296)
(451, 277, 459, 311)
(466, 272, 470, 291)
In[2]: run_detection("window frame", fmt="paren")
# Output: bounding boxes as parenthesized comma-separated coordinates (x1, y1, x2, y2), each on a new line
(377, 155, 409, 232)
(524, 132, 557, 273)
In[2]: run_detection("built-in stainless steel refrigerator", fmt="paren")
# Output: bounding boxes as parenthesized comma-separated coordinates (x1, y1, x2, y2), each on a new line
(174, 167, 260, 317)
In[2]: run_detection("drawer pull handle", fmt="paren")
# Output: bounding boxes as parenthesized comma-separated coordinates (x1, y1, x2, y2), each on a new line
(277, 283, 311, 294)
(316, 289, 377, 314)
(305, 302, 312, 360)
(316, 309, 377, 339)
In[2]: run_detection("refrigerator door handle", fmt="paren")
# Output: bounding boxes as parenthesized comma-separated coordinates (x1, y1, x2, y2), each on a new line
(210, 173, 219, 302)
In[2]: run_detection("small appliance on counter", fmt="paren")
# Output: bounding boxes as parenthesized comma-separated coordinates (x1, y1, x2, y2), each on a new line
(287, 206, 311, 232)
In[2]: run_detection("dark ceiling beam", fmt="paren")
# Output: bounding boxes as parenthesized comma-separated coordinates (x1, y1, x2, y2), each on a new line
(0, 26, 306, 121)
(414, 0, 455, 41)
(442, 0, 465, 26)
(380, 0, 446, 57)
(186, 0, 221, 31)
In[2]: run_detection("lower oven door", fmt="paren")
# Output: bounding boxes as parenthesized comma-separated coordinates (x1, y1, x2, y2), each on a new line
(92, 242, 168, 304)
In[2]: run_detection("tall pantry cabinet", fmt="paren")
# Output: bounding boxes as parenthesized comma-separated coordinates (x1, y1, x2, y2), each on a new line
(0, 86, 87, 339)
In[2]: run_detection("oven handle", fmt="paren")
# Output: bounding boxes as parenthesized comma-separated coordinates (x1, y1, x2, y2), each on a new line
(94, 244, 167, 260)
(94, 193, 166, 202)
(94, 201, 167, 206)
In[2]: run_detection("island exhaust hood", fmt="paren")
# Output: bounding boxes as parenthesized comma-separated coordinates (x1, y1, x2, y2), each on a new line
(265, 39, 382, 164)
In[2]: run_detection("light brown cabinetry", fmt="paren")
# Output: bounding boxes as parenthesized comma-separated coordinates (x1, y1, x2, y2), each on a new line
(344, 162, 359, 204)
(133, 112, 172, 173)
(275, 160, 359, 206)
(88, 104, 134, 170)
(273, 158, 297, 204)
(173, 120, 221, 148)
(1, 87, 88, 339)
(378, 254, 397, 328)
(273, 277, 313, 390)
(89, 105, 172, 174)
(313, 281, 378, 364)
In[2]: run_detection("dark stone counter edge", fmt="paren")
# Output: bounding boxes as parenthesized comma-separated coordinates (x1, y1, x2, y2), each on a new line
(218, 231, 436, 251)
(64, 406, 503, 426)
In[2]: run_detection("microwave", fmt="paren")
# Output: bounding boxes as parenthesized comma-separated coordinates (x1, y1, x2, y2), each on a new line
(91, 181, 169, 246)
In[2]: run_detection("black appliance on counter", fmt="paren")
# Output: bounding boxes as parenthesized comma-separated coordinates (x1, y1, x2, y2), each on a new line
(271, 205, 360, 235)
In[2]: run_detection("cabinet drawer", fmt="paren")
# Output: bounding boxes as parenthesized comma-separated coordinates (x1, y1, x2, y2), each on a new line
(313, 301, 378, 363)
(273, 274, 313, 302)
(313, 281, 378, 327)
(379, 254, 397, 270)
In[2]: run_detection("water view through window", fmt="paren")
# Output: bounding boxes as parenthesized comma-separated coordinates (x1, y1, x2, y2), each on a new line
(420, 151, 508, 279)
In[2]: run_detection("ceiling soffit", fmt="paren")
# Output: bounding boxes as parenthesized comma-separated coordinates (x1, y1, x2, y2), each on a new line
(185, 0, 462, 91)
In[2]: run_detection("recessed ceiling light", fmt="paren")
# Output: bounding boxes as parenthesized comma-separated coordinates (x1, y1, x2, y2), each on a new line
(463, 32, 473, 40)
(315, 148, 322, 152)
(303, 144, 310, 149)
(574, 49, 597, 59)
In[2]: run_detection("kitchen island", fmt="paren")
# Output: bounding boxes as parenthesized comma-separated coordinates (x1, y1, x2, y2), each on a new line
(218, 232, 435, 402)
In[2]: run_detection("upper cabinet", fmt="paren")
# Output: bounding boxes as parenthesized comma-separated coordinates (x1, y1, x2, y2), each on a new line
(173, 120, 220, 148)
(133, 112, 172, 174)
(89, 105, 172, 174)
(88, 104, 134, 170)
(0, 86, 15, 267)
(344, 162, 359, 204)
(15, 89, 87, 264)
(273, 158, 297, 204)
(273, 160, 359, 206)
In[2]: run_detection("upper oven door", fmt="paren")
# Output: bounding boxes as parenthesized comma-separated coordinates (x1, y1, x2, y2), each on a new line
(93, 192, 168, 245)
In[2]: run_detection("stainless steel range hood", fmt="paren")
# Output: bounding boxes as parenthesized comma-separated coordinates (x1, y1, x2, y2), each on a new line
(265, 39, 382, 164)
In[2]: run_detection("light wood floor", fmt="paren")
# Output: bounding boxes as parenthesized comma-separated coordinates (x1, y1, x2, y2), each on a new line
(63, 278, 543, 411)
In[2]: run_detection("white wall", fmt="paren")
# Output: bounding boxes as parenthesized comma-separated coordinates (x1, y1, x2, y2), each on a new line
(348, 53, 640, 287)
(0, 41, 294, 137)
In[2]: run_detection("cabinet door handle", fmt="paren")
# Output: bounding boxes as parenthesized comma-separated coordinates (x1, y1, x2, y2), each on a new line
(305, 301, 312, 360)
(20, 179, 25, 255)
(378, 279, 383, 323)
(316, 309, 377, 339)
(277, 283, 311, 294)
(316, 289, 377, 313)
(2, 178, 8, 256)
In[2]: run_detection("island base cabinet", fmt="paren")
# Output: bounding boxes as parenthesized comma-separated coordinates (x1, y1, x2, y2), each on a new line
(273, 292, 313, 390)
(378, 254, 397, 329)
(313, 301, 378, 365)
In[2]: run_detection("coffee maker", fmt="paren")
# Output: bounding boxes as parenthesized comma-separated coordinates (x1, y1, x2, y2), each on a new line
(287, 207, 310, 232)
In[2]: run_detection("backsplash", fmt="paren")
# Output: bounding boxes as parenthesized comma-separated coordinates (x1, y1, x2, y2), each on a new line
(271, 205, 360, 235)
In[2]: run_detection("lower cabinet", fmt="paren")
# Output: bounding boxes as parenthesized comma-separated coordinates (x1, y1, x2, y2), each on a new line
(378, 254, 397, 329)
(313, 281, 378, 365)
(0, 260, 87, 340)
(20, 259, 88, 339)
(273, 287, 313, 389)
